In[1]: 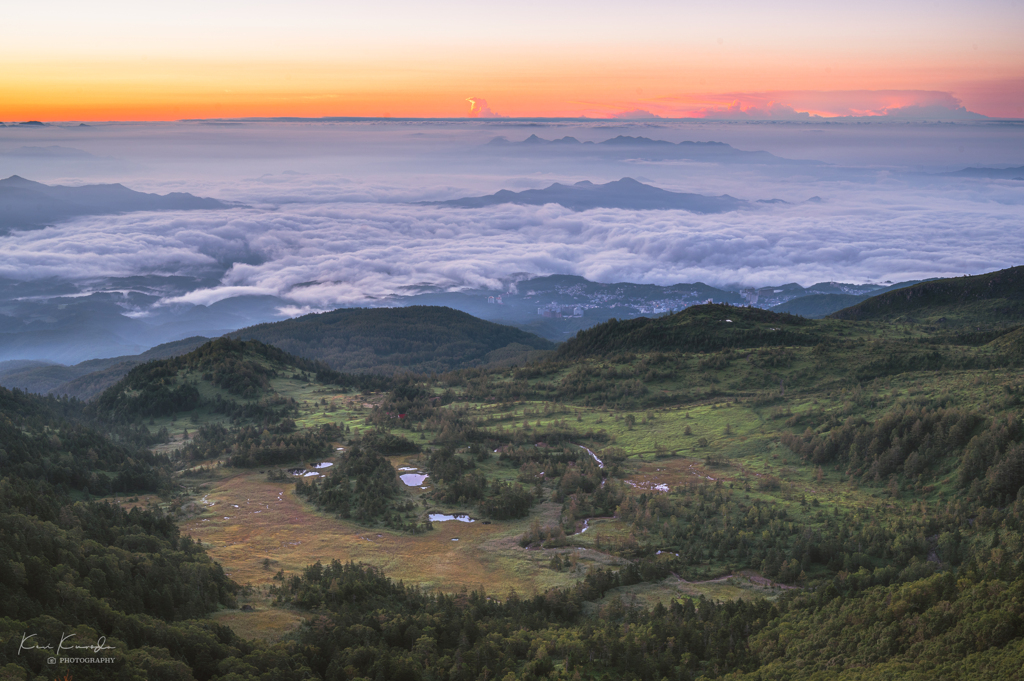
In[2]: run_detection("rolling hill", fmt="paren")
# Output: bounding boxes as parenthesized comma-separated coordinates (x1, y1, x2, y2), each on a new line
(829, 265, 1024, 329)
(555, 303, 820, 359)
(231, 305, 555, 374)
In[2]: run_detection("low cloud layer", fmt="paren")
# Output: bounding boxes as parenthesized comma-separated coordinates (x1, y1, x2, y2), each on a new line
(2, 176, 1020, 315)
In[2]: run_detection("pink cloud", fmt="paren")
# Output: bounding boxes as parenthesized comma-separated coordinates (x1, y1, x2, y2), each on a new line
(466, 97, 505, 118)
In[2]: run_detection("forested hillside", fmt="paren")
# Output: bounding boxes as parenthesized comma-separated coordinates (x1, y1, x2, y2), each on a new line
(0, 385, 301, 681)
(6, 291, 1024, 679)
(555, 304, 820, 360)
(831, 265, 1024, 328)
(231, 305, 554, 374)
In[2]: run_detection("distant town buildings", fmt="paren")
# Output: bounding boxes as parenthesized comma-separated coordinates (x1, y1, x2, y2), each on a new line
(537, 302, 583, 318)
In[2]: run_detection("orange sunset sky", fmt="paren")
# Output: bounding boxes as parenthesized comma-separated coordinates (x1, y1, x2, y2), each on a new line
(2, 0, 1022, 121)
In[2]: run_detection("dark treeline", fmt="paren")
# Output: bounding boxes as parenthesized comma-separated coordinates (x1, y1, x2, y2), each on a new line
(266, 536, 1024, 681)
(180, 422, 344, 468)
(273, 558, 754, 681)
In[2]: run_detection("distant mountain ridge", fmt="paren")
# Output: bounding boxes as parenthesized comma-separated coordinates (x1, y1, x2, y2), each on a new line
(769, 280, 927, 319)
(484, 134, 818, 165)
(423, 177, 754, 213)
(940, 166, 1024, 180)
(0, 175, 232, 232)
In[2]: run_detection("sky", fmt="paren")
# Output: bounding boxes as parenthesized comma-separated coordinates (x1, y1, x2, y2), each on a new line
(2, 0, 1023, 120)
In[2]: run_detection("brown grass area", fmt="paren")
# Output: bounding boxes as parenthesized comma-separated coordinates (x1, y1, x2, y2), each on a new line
(181, 471, 589, 596)
(589, 571, 793, 613)
(627, 455, 732, 491)
(212, 606, 305, 642)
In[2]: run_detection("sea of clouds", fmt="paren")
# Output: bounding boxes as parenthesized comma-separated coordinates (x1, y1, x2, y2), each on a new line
(0, 119, 1022, 315)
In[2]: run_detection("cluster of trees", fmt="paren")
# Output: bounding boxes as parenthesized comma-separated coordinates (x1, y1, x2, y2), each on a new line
(294, 434, 415, 528)
(781, 405, 982, 480)
(178, 422, 343, 468)
(95, 375, 200, 421)
(203, 392, 300, 426)
(427, 446, 486, 505)
(780, 403, 1024, 504)
(273, 558, 750, 681)
(423, 444, 598, 518)
(479, 480, 535, 520)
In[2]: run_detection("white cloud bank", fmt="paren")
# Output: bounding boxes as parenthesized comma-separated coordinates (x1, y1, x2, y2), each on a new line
(1, 175, 1020, 312)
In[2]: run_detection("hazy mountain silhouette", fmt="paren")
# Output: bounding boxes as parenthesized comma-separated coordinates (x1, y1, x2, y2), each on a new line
(423, 178, 751, 213)
(0, 175, 232, 232)
(484, 134, 818, 164)
(941, 166, 1024, 180)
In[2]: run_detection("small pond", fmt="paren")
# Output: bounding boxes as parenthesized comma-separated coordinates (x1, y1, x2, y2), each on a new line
(428, 513, 474, 523)
(400, 473, 429, 486)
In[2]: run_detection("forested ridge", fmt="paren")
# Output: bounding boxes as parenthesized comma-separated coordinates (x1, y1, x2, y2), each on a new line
(555, 305, 821, 361)
(231, 305, 554, 375)
(93, 337, 387, 425)
(831, 265, 1024, 328)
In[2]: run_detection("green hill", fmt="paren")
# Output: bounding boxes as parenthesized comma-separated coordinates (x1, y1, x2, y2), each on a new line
(230, 305, 555, 374)
(830, 265, 1024, 329)
(92, 336, 383, 424)
(556, 303, 820, 359)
